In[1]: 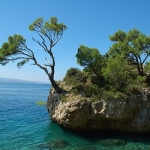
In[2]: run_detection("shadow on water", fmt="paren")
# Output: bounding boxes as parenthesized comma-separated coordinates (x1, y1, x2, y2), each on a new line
(59, 124, 150, 145)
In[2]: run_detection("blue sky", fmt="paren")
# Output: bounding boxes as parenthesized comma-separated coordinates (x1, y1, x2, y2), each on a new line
(0, 0, 150, 82)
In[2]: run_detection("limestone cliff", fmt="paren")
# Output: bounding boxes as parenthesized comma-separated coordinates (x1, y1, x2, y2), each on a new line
(47, 92, 150, 133)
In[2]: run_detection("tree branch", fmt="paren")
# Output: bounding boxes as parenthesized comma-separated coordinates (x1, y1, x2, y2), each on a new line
(32, 37, 48, 53)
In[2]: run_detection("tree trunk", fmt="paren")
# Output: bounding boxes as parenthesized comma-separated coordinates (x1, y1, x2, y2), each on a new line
(49, 76, 62, 93)
(140, 63, 144, 76)
(136, 62, 143, 76)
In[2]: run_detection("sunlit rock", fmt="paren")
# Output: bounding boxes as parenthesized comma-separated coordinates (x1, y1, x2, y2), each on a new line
(47, 89, 150, 133)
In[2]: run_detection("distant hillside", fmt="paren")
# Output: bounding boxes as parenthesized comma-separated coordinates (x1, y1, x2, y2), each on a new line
(0, 77, 49, 84)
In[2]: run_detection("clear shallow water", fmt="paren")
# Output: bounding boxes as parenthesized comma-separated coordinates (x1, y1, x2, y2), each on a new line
(0, 82, 150, 150)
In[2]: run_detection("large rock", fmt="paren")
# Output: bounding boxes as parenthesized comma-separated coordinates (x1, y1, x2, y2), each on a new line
(47, 93, 150, 133)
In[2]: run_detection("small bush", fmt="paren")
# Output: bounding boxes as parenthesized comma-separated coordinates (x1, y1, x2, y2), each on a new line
(70, 84, 85, 95)
(127, 84, 141, 95)
(70, 84, 103, 100)
(84, 84, 102, 98)
(90, 75, 106, 87)
(101, 90, 128, 100)
(101, 90, 115, 100)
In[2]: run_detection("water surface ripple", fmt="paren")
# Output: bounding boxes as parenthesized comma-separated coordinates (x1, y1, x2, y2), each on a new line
(0, 82, 150, 150)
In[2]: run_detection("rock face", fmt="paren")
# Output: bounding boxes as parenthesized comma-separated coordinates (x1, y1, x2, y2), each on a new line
(47, 93, 150, 133)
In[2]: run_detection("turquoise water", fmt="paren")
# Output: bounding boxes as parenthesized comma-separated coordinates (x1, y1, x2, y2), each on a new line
(0, 82, 150, 150)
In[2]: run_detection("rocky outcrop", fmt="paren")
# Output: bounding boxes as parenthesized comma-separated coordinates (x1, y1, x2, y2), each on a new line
(47, 93, 150, 133)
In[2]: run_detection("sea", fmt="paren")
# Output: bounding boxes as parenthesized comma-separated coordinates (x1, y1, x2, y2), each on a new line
(1, 81, 150, 150)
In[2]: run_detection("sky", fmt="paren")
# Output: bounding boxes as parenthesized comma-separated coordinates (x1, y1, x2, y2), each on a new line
(0, 0, 150, 82)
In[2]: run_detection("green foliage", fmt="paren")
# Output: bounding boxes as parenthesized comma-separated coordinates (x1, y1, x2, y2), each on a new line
(90, 75, 106, 87)
(76, 45, 100, 66)
(109, 30, 126, 42)
(76, 45, 105, 78)
(36, 101, 46, 106)
(0, 17, 67, 93)
(109, 28, 150, 76)
(136, 76, 147, 91)
(101, 90, 117, 100)
(83, 84, 102, 98)
(70, 84, 85, 96)
(2, 24, 150, 96)
(70, 83, 102, 100)
(65, 29, 150, 99)
(101, 90, 128, 100)
(61, 95, 67, 103)
(102, 54, 131, 91)
(29, 18, 43, 31)
(45, 17, 67, 33)
(145, 62, 150, 74)
(127, 84, 141, 95)
(63, 68, 87, 86)
(137, 76, 146, 84)
(17, 59, 29, 68)
(29, 17, 67, 43)
(0, 35, 26, 65)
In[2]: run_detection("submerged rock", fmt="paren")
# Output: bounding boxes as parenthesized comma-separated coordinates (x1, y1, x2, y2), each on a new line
(99, 139, 127, 147)
(47, 92, 150, 133)
(49, 139, 68, 149)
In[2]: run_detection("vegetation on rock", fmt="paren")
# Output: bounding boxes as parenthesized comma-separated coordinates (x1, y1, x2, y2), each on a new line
(1, 21, 150, 98)
(109, 29, 150, 76)
(63, 29, 150, 101)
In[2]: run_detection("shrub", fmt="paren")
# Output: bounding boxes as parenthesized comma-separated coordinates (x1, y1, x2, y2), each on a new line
(127, 84, 141, 95)
(101, 90, 128, 100)
(63, 68, 87, 86)
(70, 84, 103, 100)
(101, 90, 115, 100)
(70, 84, 85, 95)
(83, 84, 102, 98)
(90, 75, 106, 87)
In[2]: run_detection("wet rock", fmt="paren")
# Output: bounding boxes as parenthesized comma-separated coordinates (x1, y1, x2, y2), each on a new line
(99, 138, 127, 147)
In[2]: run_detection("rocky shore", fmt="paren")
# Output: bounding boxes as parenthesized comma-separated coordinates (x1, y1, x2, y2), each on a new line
(47, 92, 150, 133)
